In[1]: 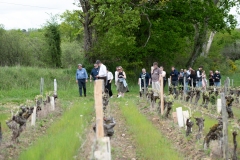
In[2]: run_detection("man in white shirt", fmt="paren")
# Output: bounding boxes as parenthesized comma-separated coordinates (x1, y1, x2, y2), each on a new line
(106, 69, 114, 98)
(96, 60, 107, 86)
(187, 67, 192, 75)
(159, 66, 166, 88)
(115, 66, 119, 86)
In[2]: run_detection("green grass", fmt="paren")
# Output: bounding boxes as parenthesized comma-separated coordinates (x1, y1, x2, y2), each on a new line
(0, 66, 95, 159)
(0, 112, 10, 132)
(119, 100, 184, 160)
(18, 97, 94, 160)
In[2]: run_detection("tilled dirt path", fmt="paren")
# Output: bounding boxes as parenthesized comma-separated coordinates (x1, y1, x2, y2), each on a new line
(137, 99, 209, 160)
(80, 101, 137, 160)
(0, 102, 62, 160)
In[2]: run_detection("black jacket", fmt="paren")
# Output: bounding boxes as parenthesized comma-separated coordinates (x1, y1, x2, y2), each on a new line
(171, 69, 179, 81)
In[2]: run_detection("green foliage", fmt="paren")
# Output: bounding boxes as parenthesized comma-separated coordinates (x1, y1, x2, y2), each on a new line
(0, 66, 75, 91)
(90, 0, 141, 73)
(194, 29, 240, 75)
(61, 41, 84, 68)
(59, 10, 83, 42)
(79, 0, 240, 78)
(44, 22, 62, 68)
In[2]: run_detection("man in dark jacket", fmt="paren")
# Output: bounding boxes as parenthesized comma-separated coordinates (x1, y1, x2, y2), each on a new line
(170, 66, 179, 94)
(139, 68, 151, 89)
(214, 70, 221, 87)
(90, 63, 99, 82)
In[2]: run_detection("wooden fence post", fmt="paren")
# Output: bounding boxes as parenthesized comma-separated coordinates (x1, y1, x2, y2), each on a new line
(139, 78, 141, 92)
(160, 76, 164, 115)
(143, 77, 146, 97)
(183, 77, 186, 100)
(191, 78, 193, 90)
(54, 79, 57, 96)
(31, 106, 37, 126)
(94, 80, 104, 138)
(168, 78, 170, 94)
(50, 96, 55, 111)
(40, 78, 44, 96)
(221, 78, 229, 160)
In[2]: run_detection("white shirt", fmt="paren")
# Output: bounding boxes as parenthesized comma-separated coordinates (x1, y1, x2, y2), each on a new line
(161, 71, 166, 77)
(107, 72, 113, 80)
(115, 71, 118, 83)
(98, 64, 107, 77)
(197, 70, 201, 78)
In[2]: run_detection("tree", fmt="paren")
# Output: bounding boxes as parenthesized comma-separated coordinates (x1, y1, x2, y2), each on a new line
(186, 0, 239, 67)
(44, 22, 62, 68)
(59, 10, 83, 42)
(77, 0, 95, 54)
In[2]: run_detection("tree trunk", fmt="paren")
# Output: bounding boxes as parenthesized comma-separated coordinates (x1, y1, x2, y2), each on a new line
(83, 12, 93, 52)
(204, 31, 215, 56)
(186, 23, 208, 67)
(186, 0, 219, 67)
(79, 0, 94, 54)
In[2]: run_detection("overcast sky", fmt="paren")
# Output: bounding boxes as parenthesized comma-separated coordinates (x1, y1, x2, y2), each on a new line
(0, 0, 239, 30)
(0, 0, 79, 30)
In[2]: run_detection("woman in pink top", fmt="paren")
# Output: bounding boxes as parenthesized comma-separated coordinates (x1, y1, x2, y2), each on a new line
(202, 70, 207, 90)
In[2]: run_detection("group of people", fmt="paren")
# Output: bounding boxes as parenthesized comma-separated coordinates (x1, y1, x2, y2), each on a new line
(75, 60, 128, 98)
(76, 60, 222, 97)
(183, 66, 222, 90)
(138, 62, 167, 96)
(138, 63, 222, 95)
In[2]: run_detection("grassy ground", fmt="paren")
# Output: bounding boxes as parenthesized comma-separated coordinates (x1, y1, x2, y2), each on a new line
(173, 100, 240, 158)
(1, 66, 240, 159)
(119, 100, 184, 160)
(0, 66, 95, 160)
(18, 99, 94, 160)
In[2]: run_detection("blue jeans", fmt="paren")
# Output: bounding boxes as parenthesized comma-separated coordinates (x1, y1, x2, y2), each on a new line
(78, 79, 86, 96)
(184, 82, 188, 93)
(214, 82, 220, 87)
(197, 80, 202, 87)
(171, 80, 178, 94)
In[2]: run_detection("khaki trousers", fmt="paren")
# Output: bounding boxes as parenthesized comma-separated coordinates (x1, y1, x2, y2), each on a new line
(152, 81, 160, 96)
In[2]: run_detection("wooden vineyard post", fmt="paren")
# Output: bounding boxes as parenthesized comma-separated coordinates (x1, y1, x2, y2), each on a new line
(54, 79, 57, 96)
(191, 78, 193, 90)
(31, 106, 37, 126)
(40, 78, 44, 96)
(221, 92, 228, 160)
(160, 76, 164, 115)
(143, 77, 146, 97)
(183, 76, 186, 100)
(94, 80, 104, 138)
(139, 78, 141, 92)
(168, 78, 170, 94)
(40, 78, 44, 110)
(221, 78, 229, 160)
(50, 96, 55, 111)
